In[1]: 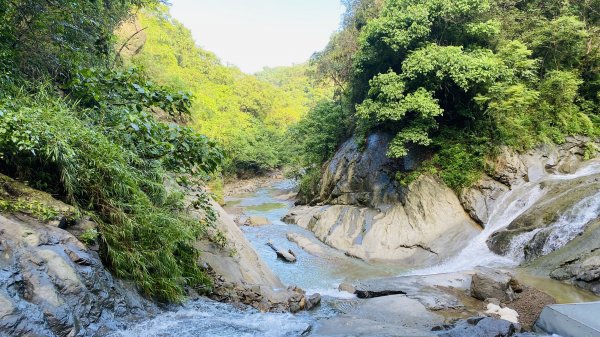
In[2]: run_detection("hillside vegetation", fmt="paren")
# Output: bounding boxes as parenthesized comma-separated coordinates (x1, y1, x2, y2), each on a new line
(294, 0, 600, 195)
(117, 7, 332, 175)
(0, 1, 331, 302)
(0, 0, 225, 302)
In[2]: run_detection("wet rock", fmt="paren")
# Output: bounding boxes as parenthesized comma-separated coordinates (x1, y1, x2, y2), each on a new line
(244, 216, 271, 227)
(437, 317, 522, 337)
(471, 268, 519, 303)
(351, 273, 469, 310)
(286, 232, 327, 257)
(338, 282, 356, 294)
(486, 172, 600, 258)
(0, 213, 156, 337)
(462, 137, 596, 228)
(460, 176, 509, 226)
(550, 251, 600, 296)
(313, 295, 442, 337)
(355, 287, 406, 299)
(305, 293, 321, 310)
(523, 214, 600, 295)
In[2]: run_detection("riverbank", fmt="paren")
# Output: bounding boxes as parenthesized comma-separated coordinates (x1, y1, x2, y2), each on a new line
(220, 177, 600, 336)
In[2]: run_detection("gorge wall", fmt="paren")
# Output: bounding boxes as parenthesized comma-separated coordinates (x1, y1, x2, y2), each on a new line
(285, 133, 480, 264)
(285, 133, 600, 292)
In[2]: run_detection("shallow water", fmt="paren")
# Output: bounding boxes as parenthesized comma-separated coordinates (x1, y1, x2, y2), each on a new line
(108, 299, 313, 337)
(229, 180, 407, 294)
(111, 172, 600, 336)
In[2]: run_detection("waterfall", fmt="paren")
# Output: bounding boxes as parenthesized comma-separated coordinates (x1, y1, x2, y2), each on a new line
(507, 190, 600, 261)
(409, 159, 600, 275)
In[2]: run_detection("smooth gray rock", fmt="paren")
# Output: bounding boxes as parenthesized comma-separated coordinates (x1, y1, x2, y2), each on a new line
(436, 317, 522, 337)
(535, 302, 600, 337)
(471, 268, 518, 303)
(266, 241, 297, 263)
(313, 295, 442, 337)
(350, 273, 470, 310)
(0, 213, 156, 337)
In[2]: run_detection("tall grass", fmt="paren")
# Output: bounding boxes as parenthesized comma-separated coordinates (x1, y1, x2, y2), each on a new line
(0, 89, 211, 301)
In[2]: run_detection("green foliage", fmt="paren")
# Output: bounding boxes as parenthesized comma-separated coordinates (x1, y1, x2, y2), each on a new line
(289, 101, 350, 166)
(431, 143, 486, 192)
(0, 0, 159, 78)
(0, 89, 220, 301)
(315, 0, 600, 190)
(79, 228, 99, 246)
(65, 67, 223, 177)
(296, 167, 324, 204)
(117, 7, 332, 175)
(0, 198, 59, 222)
(530, 16, 589, 71)
(1, 2, 225, 301)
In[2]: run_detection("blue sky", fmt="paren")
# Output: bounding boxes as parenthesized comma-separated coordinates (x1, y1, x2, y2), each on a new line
(170, 0, 344, 73)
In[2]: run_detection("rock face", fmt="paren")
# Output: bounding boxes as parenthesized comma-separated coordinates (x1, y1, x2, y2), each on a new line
(0, 213, 156, 337)
(486, 173, 600, 258)
(529, 219, 600, 296)
(286, 133, 479, 264)
(192, 196, 315, 312)
(313, 295, 443, 337)
(461, 137, 596, 227)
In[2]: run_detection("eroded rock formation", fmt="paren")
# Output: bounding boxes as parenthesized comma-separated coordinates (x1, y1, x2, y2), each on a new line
(285, 133, 480, 264)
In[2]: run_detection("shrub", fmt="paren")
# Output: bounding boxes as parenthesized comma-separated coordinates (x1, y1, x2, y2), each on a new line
(0, 82, 221, 302)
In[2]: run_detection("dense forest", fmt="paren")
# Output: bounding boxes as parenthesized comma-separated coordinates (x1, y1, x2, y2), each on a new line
(1, 0, 599, 305)
(296, 0, 600, 196)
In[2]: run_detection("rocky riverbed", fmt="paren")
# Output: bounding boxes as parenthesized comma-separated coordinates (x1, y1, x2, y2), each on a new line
(2, 134, 600, 336)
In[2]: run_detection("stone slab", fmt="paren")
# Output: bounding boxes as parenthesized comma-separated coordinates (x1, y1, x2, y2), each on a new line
(536, 301, 600, 337)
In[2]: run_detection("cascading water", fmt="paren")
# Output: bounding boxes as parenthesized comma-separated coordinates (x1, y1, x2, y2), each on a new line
(108, 299, 312, 337)
(410, 159, 600, 275)
(108, 160, 600, 336)
(507, 190, 600, 261)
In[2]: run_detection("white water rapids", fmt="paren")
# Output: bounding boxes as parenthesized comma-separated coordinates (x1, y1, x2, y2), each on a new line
(410, 159, 600, 275)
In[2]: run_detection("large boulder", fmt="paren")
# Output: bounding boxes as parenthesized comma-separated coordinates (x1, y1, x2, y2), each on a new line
(313, 295, 443, 337)
(287, 174, 479, 263)
(436, 317, 522, 337)
(285, 133, 479, 264)
(470, 268, 520, 303)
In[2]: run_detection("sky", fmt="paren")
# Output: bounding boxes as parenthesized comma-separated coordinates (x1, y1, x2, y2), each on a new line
(169, 0, 345, 74)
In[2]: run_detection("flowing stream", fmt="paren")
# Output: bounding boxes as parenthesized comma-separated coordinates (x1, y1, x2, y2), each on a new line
(111, 160, 600, 336)
(410, 159, 600, 275)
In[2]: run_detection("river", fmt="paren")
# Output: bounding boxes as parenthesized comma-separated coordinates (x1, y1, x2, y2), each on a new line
(110, 167, 600, 337)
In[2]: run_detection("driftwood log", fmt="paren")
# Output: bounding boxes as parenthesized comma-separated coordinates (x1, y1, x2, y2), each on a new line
(266, 241, 297, 263)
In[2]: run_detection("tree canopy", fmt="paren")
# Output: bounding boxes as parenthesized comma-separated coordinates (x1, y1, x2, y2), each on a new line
(299, 0, 599, 193)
